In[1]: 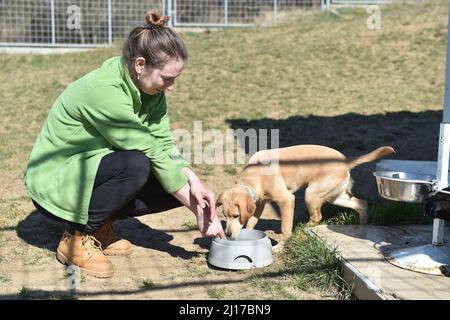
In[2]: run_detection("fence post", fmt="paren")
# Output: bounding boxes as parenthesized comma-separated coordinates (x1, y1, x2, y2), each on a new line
(224, 0, 228, 25)
(167, 0, 173, 27)
(273, 0, 277, 24)
(173, 0, 177, 26)
(321, 0, 331, 11)
(50, 0, 56, 45)
(107, 0, 112, 45)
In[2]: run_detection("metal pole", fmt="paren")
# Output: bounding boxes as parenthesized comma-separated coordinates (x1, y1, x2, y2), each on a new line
(51, 0, 55, 45)
(273, 0, 277, 25)
(433, 123, 447, 245)
(167, 0, 173, 27)
(443, 3, 450, 123)
(107, 0, 112, 45)
(173, 0, 177, 26)
(436, 124, 450, 189)
(433, 3, 450, 245)
(224, 0, 228, 26)
(321, 0, 328, 11)
(433, 218, 446, 245)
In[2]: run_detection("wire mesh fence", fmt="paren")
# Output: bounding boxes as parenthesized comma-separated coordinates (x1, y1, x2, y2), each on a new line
(53, 0, 109, 45)
(0, 0, 328, 47)
(330, 0, 391, 4)
(172, 0, 320, 26)
(0, 0, 161, 47)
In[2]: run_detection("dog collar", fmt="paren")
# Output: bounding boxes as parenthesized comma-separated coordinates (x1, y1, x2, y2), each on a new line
(239, 183, 258, 203)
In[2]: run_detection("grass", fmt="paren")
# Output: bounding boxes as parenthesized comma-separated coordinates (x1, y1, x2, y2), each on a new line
(368, 199, 432, 225)
(249, 225, 354, 300)
(283, 226, 349, 295)
(284, 225, 353, 299)
(184, 265, 213, 279)
(323, 210, 360, 225)
(223, 165, 238, 175)
(182, 220, 198, 230)
(249, 278, 298, 300)
(0, 200, 29, 229)
(0, 1, 447, 182)
(19, 286, 32, 299)
(207, 287, 226, 299)
(0, 274, 11, 283)
(142, 278, 157, 288)
(321, 199, 432, 225)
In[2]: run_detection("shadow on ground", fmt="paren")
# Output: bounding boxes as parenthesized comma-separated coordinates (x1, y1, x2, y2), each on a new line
(227, 110, 442, 219)
(16, 210, 200, 259)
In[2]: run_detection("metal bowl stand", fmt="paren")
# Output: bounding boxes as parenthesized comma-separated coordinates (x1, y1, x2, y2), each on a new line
(386, 4, 450, 275)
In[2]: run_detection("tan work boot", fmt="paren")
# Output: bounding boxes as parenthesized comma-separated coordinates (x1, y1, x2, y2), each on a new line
(92, 220, 133, 256)
(56, 230, 114, 278)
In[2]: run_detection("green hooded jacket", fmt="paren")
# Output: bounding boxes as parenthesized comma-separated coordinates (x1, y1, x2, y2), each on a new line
(24, 56, 190, 224)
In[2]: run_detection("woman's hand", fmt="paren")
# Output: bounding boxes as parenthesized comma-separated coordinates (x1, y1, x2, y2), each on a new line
(172, 168, 226, 239)
(189, 178, 216, 215)
(195, 201, 226, 238)
(189, 179, 225, 238)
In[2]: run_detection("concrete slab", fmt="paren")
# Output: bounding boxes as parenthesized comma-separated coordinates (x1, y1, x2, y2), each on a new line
(309, 224, 450, 300)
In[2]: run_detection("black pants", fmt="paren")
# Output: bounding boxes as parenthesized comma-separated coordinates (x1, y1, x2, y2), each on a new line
(33, 150, 183, 233)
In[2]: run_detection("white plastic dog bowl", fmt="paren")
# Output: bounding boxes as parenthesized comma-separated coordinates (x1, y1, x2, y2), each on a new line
(208, 229, 273, 270)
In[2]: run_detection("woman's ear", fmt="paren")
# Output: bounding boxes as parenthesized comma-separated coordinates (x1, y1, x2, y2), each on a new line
(134, 57, 146, 74)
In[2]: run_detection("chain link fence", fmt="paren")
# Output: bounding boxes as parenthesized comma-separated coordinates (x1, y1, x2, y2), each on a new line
(0, 0, 161, 47)
(171, 0, 320, 27)
(0, 0, 342, 47)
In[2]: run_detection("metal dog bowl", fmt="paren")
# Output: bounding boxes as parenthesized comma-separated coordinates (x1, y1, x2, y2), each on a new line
(208, 229, 273, 270)
(373, 171, 435, 203)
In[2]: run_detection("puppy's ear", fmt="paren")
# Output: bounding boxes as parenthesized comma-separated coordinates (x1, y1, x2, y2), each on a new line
(247, 197, 256, 216)
(239, 196, 256, 225)
(216, 191, 224, 208)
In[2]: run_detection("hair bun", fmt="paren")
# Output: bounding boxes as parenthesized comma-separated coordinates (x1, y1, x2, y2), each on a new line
(145, 11, 169, 28)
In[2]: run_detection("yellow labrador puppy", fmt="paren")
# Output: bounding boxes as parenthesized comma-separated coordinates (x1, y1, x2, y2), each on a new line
(217, 145, 394, 249)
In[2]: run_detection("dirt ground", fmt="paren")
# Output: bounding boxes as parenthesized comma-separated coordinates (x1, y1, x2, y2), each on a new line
(0, 109, 444, 299)
(0, 108, 444, 300)
(0, 167, 329, 300)
(1, 110, 444, 300)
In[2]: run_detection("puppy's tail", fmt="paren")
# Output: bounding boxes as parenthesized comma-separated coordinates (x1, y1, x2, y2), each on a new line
(347, 146, 395, 169)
